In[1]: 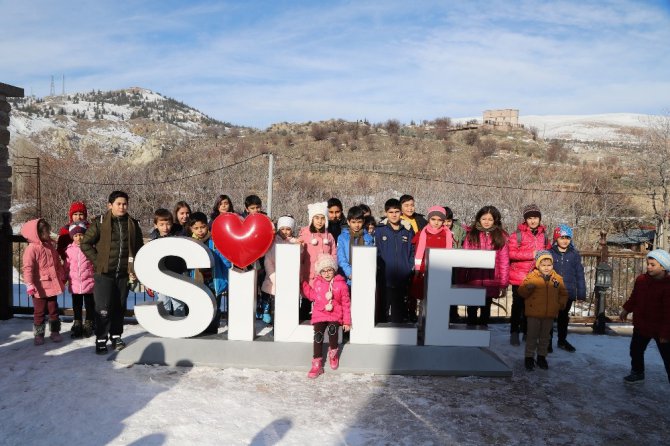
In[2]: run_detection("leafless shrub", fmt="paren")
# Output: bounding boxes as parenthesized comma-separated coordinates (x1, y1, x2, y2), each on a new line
(546, 139, 569, 163)
(310, 124, 328, 141)
(464, 131, 479, 146)
(476, 138, 498, 158)
(385, 119, 401, 135)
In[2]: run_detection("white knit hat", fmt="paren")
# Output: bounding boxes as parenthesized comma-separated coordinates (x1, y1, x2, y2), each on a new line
(308, 201, 328, 229)
(315, 253, 338, 273)
(276, 215, 296, 232)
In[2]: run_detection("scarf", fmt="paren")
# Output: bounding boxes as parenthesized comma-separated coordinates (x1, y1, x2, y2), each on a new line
(414, 225, 453, 267)
(401, 215, 419, 234)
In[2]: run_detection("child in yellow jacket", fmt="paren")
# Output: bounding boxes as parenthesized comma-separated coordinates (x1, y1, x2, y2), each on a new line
(519, 251, 568, 371)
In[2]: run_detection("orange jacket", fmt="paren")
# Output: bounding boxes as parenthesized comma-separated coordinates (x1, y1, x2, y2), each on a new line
(518, 269, 568, 318)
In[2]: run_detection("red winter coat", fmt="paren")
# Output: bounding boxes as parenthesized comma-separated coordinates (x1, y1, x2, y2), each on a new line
(507, 223, 551, 286)
(623, 273, 670, 339)
(64, 242, 95, 294)
(21, 219, 66, 298)
(460, 230, 510, 298)
(302, 274, 352, 325)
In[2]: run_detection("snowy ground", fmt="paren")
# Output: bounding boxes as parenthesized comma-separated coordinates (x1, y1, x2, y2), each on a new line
(1, 318, 669, 446)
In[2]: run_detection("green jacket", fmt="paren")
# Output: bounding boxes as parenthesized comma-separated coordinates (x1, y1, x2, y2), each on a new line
(81, 211, 144, 276)
(450, 219, 466, 249)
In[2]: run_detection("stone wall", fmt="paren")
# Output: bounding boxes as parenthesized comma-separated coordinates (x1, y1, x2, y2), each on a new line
(482, 109, 519, 126)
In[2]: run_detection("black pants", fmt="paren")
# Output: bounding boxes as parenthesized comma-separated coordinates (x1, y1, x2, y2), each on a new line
(382, 286, 407, 323)
(72, 293, 95, 322)
(510, 285, 526, 334)
(629, 329, 670, 382)
(93, 273, 129, 340)
(313, 322, 339, 358)
(549, 299, 574, 343)
(466, 297, 492, 326)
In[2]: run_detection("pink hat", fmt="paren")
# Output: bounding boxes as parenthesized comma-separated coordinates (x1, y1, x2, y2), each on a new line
(426, 206, 447, 220)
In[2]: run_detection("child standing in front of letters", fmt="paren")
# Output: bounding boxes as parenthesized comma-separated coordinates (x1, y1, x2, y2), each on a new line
(302, 254, 351, 378)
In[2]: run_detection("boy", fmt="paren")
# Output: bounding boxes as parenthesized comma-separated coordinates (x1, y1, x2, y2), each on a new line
(243, 194, 262, 217)
(549, 225, 586, 352)
(375, 199, 415, 323)
(443, 206, 466, 249)
(241, 194, 267, 318)
(518, 251, 568, 371)
(620, 249, 670, 383)
(189, 212, 232, 334)
(81, 191, 144, 354)
(150, 208, 187, 317)
(327, 197, 347, 242)
(399, 194, 427, 235)
(337, 205, 374, 286)
(508, 204, 552, 346)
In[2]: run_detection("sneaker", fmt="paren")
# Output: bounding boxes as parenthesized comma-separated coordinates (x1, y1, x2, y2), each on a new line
(525, 357, 535, 371)
(307, 357, 324, 379)
(111, 336, 126, 351)
(557, 340, 576, 352)
(71, 320, 83, 338)
(536, 355, 549, 370)
(95, 339, 108, 355)
(624, 372, 645, 383)
(510, 332, 520, 346)
(328, 347, 339, 370)
(262, 312, 272, 324)
(34, 335, 45, 346)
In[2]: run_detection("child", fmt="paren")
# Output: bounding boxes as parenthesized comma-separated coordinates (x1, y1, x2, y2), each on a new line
(64, 222, 95, 338)
(399, 194, 427, 234)
(549, 224, 586, 352)
(173, 201, 192, 236)
(327, 197, 347, 243)
(261, 215, 301, 324)
(301, 254, 351, 378)
(241, 194, 268, 318)
(209, 194, 235, 225)
(365, 215, 377, 238)
(518, 251, 568, 371)
(443, 206, 466, 248)
(21, 218, 66, 345)
(189, 212, 232, 334)
(150, 209, 187, 317)
(508, 204, 552, 346)
(242, 194, 262, 217)
(410, 206, 453, 319)
(460, 205, 509, 327)
(57, 201, 88, 260)
(375, 199, 415, 323)
(337, 206, 374, 286)
(620, 249, 670, 383)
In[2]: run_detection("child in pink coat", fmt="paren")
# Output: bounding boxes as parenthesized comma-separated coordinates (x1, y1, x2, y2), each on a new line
(21, 218, 66, 345)
(64, 222, 95, 338)
(301, 254, 352, 379)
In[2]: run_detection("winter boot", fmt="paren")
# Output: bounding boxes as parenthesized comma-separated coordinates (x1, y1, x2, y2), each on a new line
(328, 347, 340, 370)
(110, 335, 126, 351)
(524, 357, 535, 371)
(95, 338, 108, 355)
(307, 357, 324, 379)
(536, 355, 549, 370)
(624, 371, 645, 383)
(557, 340, 576, 352)
(83, 320, 94, 338)
(510, 332, 520, 346)
(49, 320, 63, 343)
(71, 320, 83, 338)
(261, 299, 272, 324)
(34, 323, 46, 346)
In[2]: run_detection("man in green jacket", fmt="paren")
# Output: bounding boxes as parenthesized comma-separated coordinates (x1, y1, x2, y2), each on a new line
(81, 191, 143, 354)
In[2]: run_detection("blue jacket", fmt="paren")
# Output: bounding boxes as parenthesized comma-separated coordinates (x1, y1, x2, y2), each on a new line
(550, 243, 587, 301)
(374, 223, 415, 288)
(190, 236, 232, 296)
(337, 227, 375, 285)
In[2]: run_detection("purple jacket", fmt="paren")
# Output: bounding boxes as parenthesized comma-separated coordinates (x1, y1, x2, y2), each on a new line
(302, 274, 352, 325)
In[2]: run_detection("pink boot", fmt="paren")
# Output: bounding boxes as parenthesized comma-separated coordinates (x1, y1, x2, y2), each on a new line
(307, 357, 324, 379)
(328, 347, 339, 370)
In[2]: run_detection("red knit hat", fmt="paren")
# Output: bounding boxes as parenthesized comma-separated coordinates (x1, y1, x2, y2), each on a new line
(69, 201, 88, 222)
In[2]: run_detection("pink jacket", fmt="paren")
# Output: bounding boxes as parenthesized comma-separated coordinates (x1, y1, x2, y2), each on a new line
(64, 242, 95, 294)
(507, 223, 552, 286)
(299, 226, 336, 282)
(21, 219, 66, 298)
(261, 234, 300, 295)
(302, 274, 352, 325)
(460, 230, 510, 297)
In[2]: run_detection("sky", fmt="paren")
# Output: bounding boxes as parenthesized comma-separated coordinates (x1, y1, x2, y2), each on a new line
(1, 0, 669, 128)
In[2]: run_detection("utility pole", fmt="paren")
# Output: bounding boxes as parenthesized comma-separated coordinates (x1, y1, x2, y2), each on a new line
(266, 153, 274, 219)
(50, 75, 55, 96)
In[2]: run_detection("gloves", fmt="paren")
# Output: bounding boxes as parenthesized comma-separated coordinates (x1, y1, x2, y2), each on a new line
(146, 288, 155, 299)
(26, 285, 37, 296)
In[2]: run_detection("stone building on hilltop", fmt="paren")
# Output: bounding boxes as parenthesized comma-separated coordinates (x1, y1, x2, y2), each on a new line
(483, 109, 520, 128)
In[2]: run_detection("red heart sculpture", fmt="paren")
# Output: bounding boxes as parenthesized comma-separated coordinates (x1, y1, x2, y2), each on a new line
(211, 213, 275, 268)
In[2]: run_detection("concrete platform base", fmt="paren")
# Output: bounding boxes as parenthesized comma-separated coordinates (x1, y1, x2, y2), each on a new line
(114, 330, 512, 377)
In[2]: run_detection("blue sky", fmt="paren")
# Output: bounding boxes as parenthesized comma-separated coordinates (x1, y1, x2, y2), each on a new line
(1, 0, 669, 128)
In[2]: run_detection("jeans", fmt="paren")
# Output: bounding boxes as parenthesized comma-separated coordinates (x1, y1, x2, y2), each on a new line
(510, 285, 526, 334)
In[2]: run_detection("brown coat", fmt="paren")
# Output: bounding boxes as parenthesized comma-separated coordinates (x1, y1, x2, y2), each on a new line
(518, 269, 568, 318)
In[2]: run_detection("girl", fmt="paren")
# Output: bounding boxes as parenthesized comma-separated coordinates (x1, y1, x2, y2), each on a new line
(299, 202, 336, 320)
(460, 206, 509, 327)
(301, 254, 351, 378)
(64, 222, 95, 338)
(21, 218, 66, 345)
(410, 206, 454, 314)
(261, 215, 300, 324)
(209, 194, 235, 225)
(57, 201, 88, 260)
(173, 201, 192, 236)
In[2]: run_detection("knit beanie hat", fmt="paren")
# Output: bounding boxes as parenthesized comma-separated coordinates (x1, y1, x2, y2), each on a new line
(522, 203, 541, 220)
(69, 222, 87, 237)
(308, 202, 329, 229)
(535, 250, 553, 269)
(553, 224, 573, 242)
(276, 215, 296, 233)
(647, 249, 670, 271)
(426, 206, 447, 221)
(69, 201, 88, 222)
(315, 253, 338, 273)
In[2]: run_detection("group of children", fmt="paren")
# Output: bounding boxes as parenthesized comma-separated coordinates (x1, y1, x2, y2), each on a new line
(21, 192, 670, 383)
